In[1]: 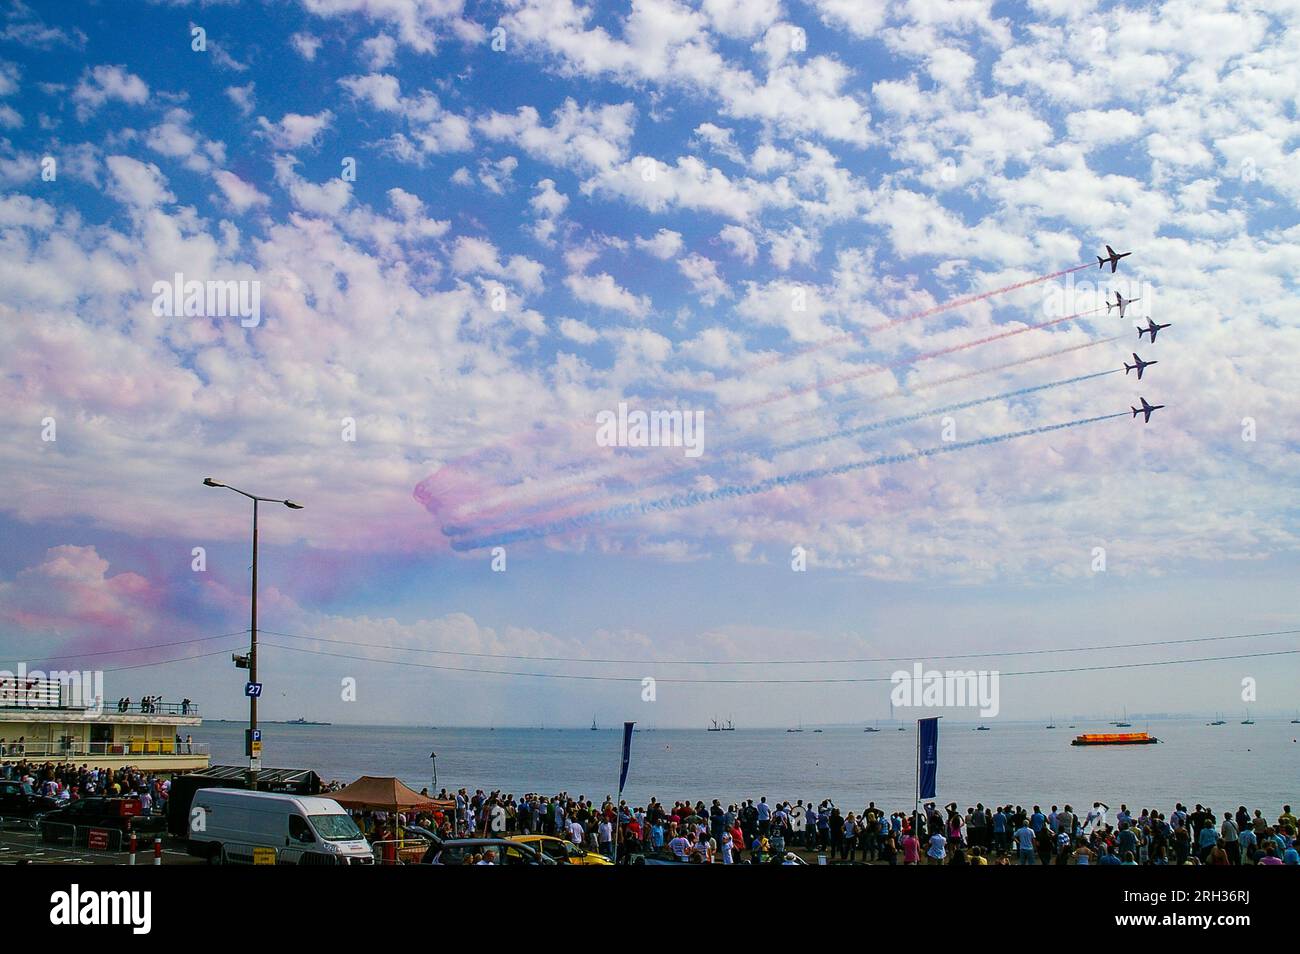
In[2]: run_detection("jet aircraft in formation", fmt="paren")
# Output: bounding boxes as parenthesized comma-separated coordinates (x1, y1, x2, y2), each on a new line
(1097, 245, 1132, 273)
(1124, 353, 1157, 380)
(1131, 396, 1165, 424)
(1137, 317, 1171, 342)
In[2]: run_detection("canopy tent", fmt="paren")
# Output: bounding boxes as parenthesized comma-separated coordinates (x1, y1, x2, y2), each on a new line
(330, 775, 453, 814)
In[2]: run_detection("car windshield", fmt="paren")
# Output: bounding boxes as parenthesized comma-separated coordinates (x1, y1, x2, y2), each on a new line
(309, 813, 363, 841)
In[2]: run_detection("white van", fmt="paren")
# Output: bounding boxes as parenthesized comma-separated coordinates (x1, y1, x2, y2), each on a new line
(188, 789, 374, 865)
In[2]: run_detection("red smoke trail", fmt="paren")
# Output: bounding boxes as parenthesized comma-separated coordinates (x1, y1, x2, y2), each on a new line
(737, 261, 1093, 375)
(863, 263, 1094, 334)
(733, 307, 1104, 411)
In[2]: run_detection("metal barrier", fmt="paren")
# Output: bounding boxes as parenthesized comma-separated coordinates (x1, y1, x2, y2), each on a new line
(37, 820, 124, 852)
(370, 838, 430, 865)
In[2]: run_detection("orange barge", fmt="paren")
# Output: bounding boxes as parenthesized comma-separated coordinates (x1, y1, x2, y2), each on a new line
(1071, 731, 1158, 746)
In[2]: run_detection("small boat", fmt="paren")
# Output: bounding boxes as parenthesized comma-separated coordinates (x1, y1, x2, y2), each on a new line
(975, 725, 990, 731)
(1071, 731, 1158, 746)
(1208, 712, 1226, 725)
(590, 716, 598, 731)
(1045, 715, 1056, 729)
(707, 719, 722, 732)
(864, 722, 880, 733)
(1111, 707, 1132, 728)
(813, 728, 823, 733)
(1241, 709, 1254, 725)
(722, 719, 736, 731)
(1292, 710, 1299, 724)
(285, 717, 332, 726)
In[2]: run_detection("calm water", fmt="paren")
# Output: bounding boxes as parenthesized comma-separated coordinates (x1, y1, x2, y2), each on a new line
(201, 720, 1300, 811)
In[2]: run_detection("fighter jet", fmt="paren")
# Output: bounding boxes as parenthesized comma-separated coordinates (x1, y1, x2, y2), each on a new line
(1097, 245, 1132, 273)
(1106, 291, 1140, 319)
(1124, 353, 1157, 380)
(1137, 317, 1171, 342)
(1130, 396, 1165, 423)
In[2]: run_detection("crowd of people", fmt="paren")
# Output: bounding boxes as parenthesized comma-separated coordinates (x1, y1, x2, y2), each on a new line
(4, 759, 1296, 867)
(405, 789, 1299, 865)
(1, 759, 172, 814)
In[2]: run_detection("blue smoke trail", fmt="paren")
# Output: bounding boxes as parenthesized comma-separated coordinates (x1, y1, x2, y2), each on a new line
(443, 368, 1118, 537)
(450, 410, 1130, 551)
(769, 369, 1120, 457)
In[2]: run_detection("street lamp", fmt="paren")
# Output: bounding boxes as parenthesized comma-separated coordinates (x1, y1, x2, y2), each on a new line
(204, 477, 303, 788)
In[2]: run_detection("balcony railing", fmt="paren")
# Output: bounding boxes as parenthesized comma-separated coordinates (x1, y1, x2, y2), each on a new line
(0, 700, 200, 717)
(0, 741, 210, 760)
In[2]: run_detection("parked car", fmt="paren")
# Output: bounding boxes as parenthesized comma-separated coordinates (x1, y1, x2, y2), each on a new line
(38, 796, 166, 844)
(420, 837, 554, 865)
(508, 834, 612, 865)
(0, 779, 60, 819)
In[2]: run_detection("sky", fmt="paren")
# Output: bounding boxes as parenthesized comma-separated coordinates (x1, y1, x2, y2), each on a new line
(0, 0, 1298, 729)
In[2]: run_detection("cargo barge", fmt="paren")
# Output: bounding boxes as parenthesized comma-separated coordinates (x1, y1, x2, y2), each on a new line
(1071, 731, 1158, 746)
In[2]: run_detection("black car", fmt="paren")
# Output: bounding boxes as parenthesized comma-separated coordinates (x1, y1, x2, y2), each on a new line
(38, 796, 167, 845)
(419, 837, 554, 865)
(0, 780, 60, 819)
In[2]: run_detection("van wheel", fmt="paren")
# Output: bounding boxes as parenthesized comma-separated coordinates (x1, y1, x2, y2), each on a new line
(207, 843, 223, 865)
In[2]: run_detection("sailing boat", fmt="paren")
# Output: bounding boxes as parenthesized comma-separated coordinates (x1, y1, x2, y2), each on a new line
(1113, 707, 1132, 728)
(1208, 712, 1226, 726)
(865, 721, 881, 733)
(1045, 715, 1056, 729)
(1291, 710, 1299, 725)
(590, 716, 598, 731)
(708, 718, 722, 732)
(1241, 709, 1254, 725)
(787, 718, 804, 733)
(722, 718, 736, 731)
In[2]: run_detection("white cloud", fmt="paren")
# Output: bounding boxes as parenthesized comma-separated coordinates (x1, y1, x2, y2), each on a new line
(71, 64, 147, 120)
(718, 224, 758, 263)
(290, 31, 322, 60)
(213, 169, 269, 213)
(634, 228, 683, 260)
(256, 110, 334, 150)
(104, 155, 173, 209)
(564, 271, 651, 317)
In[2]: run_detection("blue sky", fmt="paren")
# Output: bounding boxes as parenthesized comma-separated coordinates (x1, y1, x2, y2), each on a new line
(1, 0, 1298, 728)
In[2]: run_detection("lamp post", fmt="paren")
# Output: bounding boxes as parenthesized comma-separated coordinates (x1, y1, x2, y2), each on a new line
(203, 477, 302, 788)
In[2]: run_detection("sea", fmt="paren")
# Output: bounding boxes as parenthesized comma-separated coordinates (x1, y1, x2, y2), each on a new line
(200, 718, 1300, 812)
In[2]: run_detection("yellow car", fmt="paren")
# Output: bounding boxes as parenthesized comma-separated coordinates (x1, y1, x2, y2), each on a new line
(508, 834, 613, 865)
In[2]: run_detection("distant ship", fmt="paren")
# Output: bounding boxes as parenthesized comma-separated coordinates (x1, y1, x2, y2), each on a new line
(1111, 707, 1132, 728)
(1292, 710, 1299, 725)
(1241, 709, 1255, 725)
(1045, 715, 1056, 729)
(1208, 712, 1226, 725)
(722, 719, 735, 731)
(864, 722, 880, 733)
(975, 725, 991, 731)
(285, 717, 331, 726)
(708, 719, 722, 732)
(590, 716, 598, 731)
